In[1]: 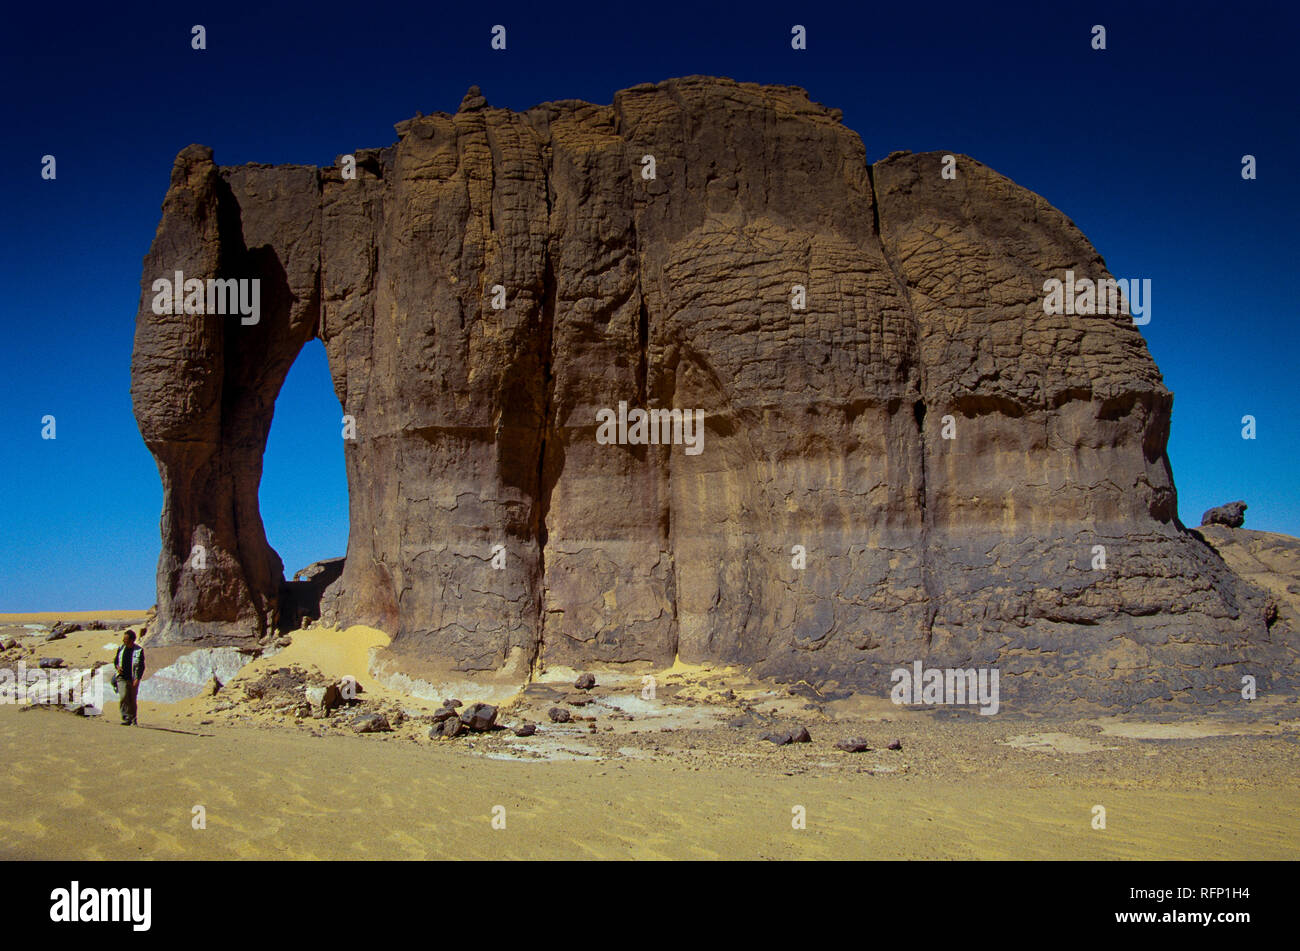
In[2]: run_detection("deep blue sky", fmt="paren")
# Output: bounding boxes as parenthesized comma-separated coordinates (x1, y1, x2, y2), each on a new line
(1, 1, 1296, 610)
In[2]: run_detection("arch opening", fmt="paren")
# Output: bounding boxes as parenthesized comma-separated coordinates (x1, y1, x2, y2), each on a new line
(259, 337, 350, 631)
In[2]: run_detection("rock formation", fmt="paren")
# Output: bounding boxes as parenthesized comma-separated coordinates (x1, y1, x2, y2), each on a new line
(1202, 500, 1247, 528)
(131, 76, 1298, 706)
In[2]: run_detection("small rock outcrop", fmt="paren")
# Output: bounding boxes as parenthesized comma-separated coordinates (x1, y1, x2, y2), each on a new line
(1202, 501, 1248, 529)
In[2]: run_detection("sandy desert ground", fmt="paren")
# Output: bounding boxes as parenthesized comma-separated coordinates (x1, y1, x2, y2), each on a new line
(1, 612, 1297, 860)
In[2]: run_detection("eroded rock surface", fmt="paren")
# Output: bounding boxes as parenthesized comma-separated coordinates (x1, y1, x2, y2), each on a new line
(131, 76, 1298, 706)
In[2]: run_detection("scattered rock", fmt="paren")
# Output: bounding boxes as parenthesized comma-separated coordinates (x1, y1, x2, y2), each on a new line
(442, 698, 462, 709)
(37, 658, 65, 669)
(203, 676, 221, 697)
(275, 635, 293, 648)
(513, 723, 536, 737)
(761, 732, 793, 746)
(791, 726, 812, 743)
(305, 683, 342, 715)
(459, 702, 498, 732)
(430, 717, 464, 739)
(431, 707, 459, 723)
(887, 738, 903, 751)
(836, 737, 871, 753)
(574, 673, 596, 690)
(47, 621, 83, 639)
(1202, 500, 1247, 528)
(352, 713, 391, 734)
(1, 638, 17, 650)
(548, 707, 571, 723)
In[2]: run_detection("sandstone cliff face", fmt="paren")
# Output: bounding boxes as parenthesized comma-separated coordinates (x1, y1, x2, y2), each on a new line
(131, 76, 1297, 706)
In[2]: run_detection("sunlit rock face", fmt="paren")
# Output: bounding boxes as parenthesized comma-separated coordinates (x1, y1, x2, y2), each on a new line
(131, 77, 1294, 706)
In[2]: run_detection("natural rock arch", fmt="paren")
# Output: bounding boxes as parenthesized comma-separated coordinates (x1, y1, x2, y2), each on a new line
(131, 77, 1292, 705)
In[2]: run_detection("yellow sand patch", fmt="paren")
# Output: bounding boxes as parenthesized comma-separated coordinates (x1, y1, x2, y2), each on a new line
(231, 625, 389, 690)
(659, 656, 735, 680)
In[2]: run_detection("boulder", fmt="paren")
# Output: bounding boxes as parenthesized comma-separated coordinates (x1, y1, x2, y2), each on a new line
(835, 737, 871, 753)
(305, 683, 342, 714)
(1202, 501, 1247, 528)
(351, 713, 391, 733)
(459, 702, 498, 731)
(430, 717, 464, 739)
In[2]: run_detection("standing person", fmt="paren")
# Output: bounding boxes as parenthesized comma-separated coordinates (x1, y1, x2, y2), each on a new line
(114, 629, 146, 726)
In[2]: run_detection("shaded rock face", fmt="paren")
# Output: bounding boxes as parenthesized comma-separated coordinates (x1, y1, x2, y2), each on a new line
(280, 557, 345, 630)
(132, 76, 1297, 705)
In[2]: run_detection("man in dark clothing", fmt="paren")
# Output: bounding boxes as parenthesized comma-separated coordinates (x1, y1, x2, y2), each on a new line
(114, 629, 145, 725)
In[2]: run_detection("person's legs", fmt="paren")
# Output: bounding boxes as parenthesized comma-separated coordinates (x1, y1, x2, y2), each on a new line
(121, 682, 137, 724)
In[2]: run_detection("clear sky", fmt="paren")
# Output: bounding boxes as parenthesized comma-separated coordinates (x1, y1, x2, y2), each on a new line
(1, 0, 1296, 610)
